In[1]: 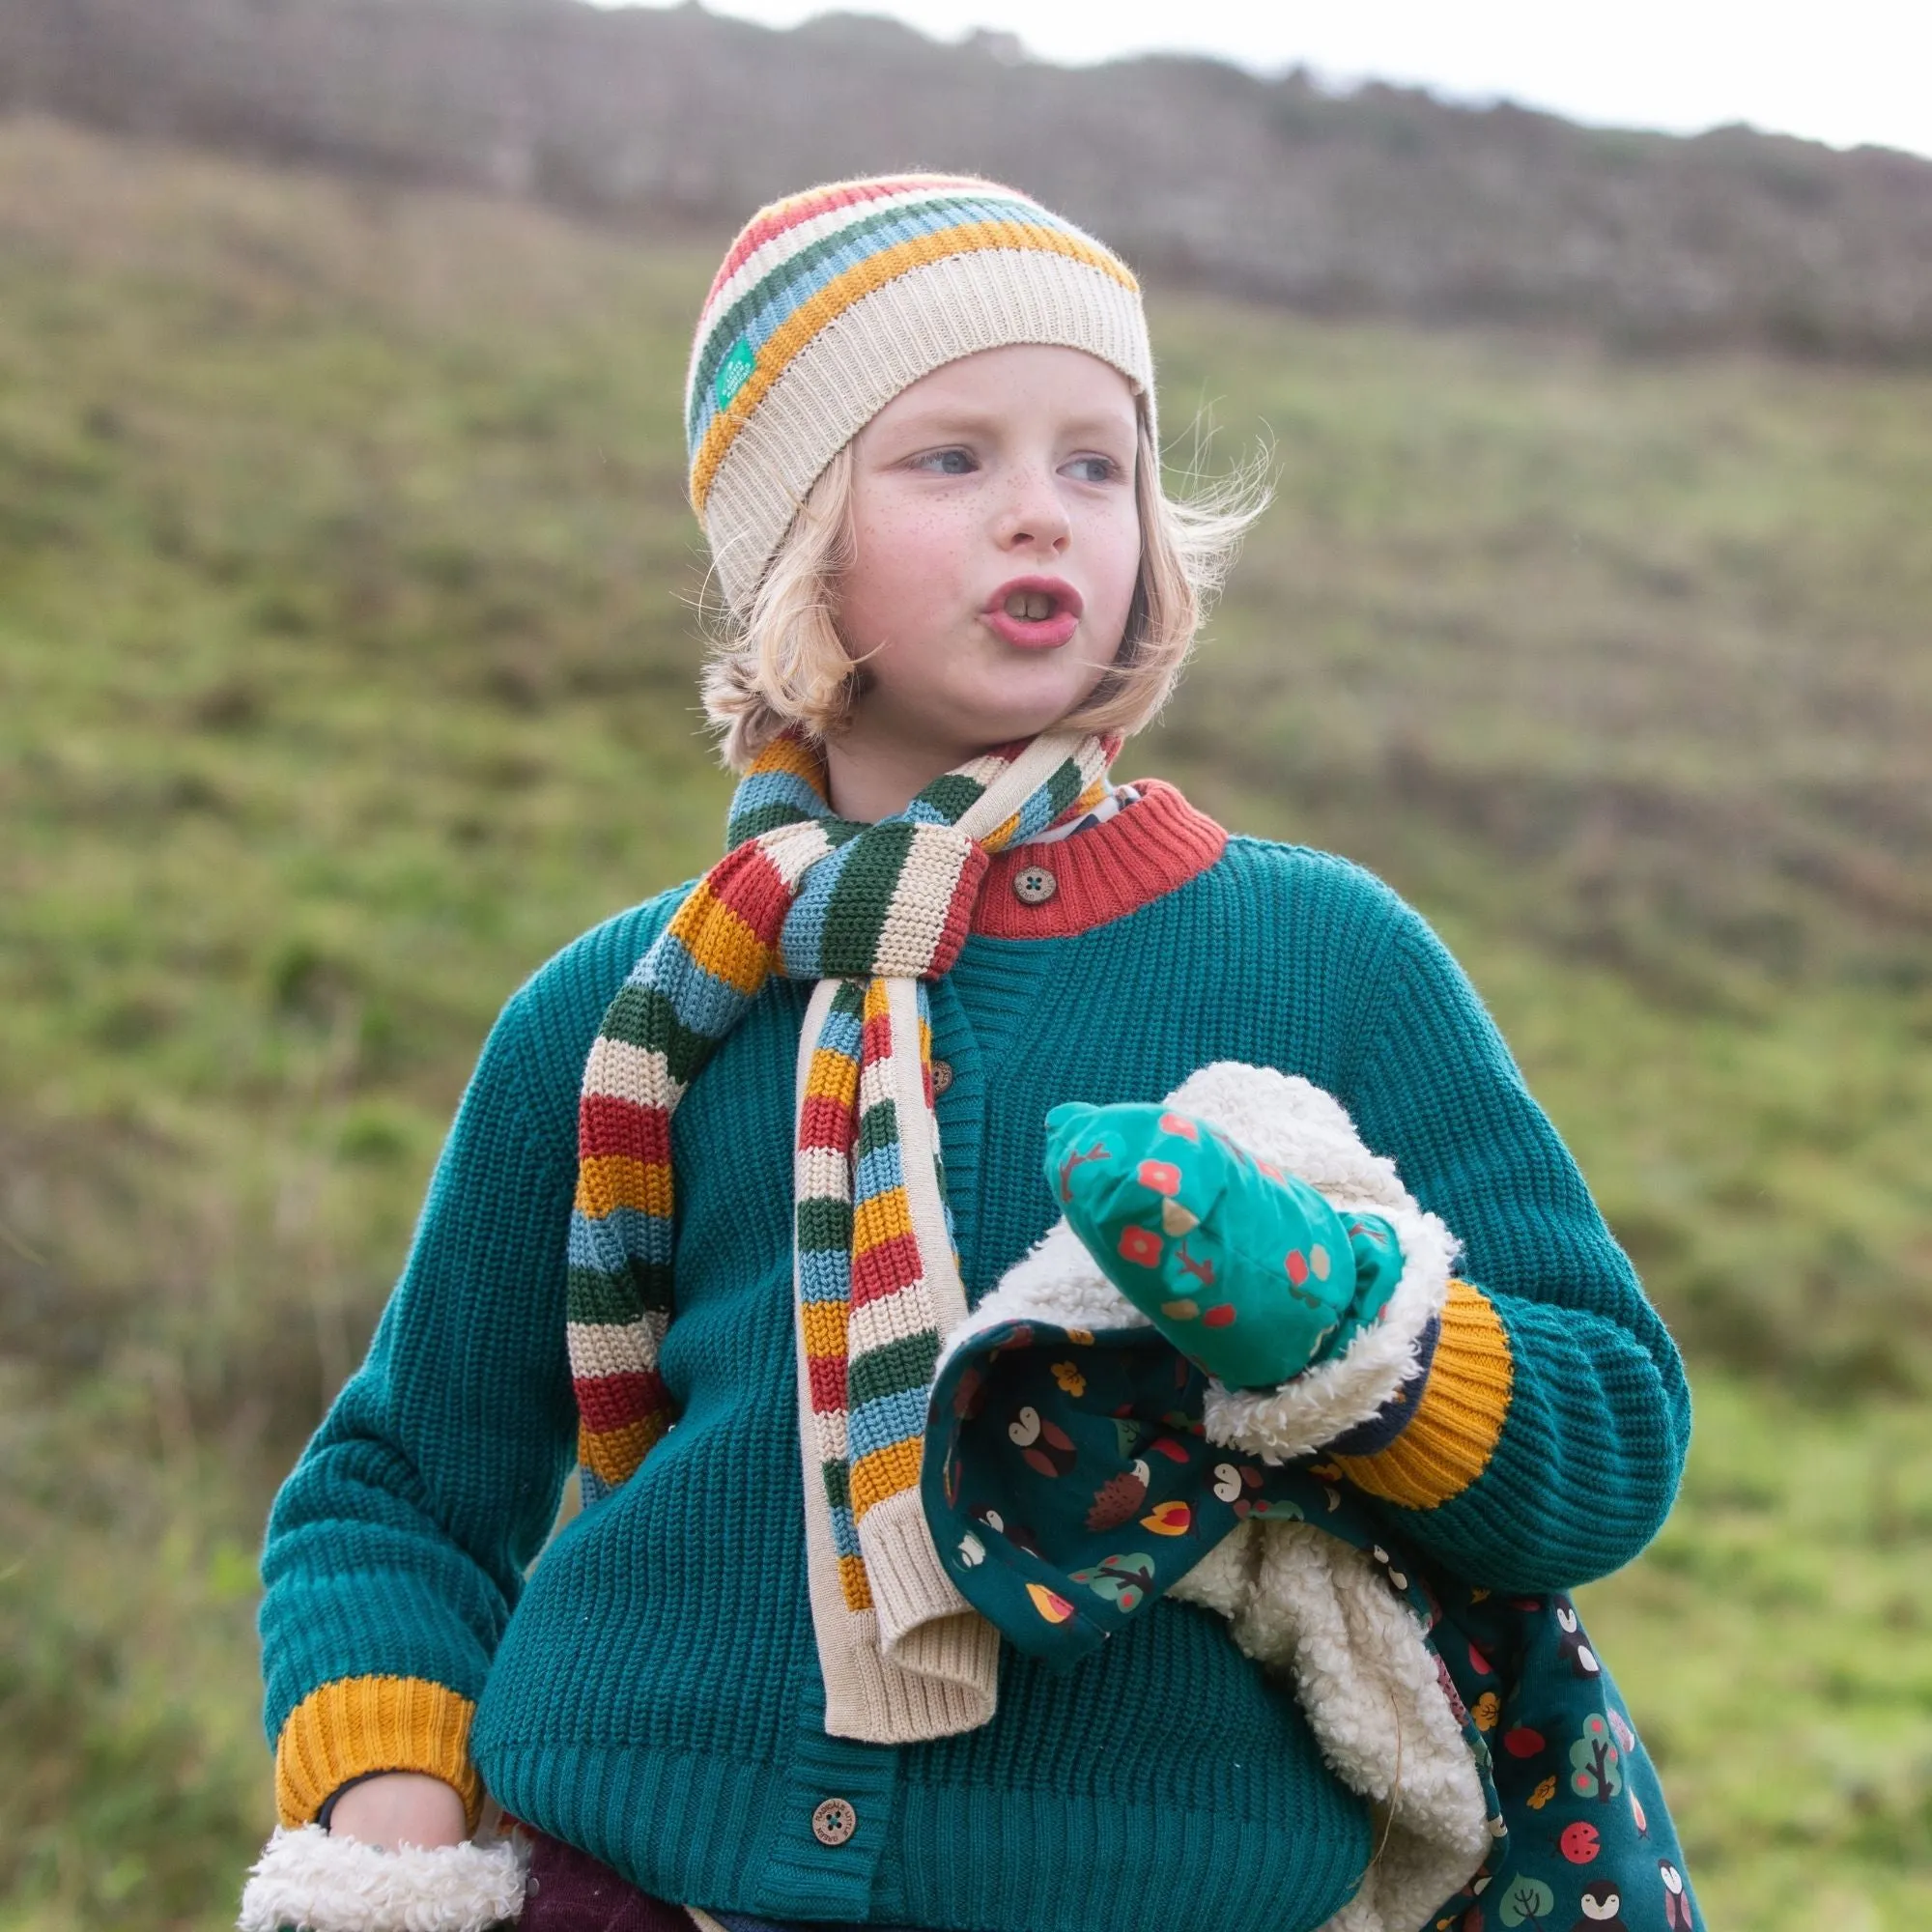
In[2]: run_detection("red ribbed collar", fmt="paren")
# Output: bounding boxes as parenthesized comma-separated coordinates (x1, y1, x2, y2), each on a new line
(971, 778, 1227, 939)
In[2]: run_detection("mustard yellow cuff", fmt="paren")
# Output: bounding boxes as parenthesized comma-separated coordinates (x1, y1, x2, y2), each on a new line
(1331, 1278, 1512, 1509)
(273, 1674, 483, 1831)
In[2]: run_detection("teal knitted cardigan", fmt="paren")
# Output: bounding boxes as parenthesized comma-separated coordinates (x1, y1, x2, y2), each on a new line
(258, 782, 1690, 1932)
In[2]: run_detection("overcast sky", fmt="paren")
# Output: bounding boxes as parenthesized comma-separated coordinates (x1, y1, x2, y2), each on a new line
(603, 0, 1932, 160)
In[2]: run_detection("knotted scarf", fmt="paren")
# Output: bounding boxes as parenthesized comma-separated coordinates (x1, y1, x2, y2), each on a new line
(569, 724, 1121, 1740)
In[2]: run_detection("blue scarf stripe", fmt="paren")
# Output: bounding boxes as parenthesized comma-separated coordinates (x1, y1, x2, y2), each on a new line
(812, 1000, 866, 1062)
(799, 1248, 855, 1301)
(855, 1139, 906, 1204)
(568, 1207, 669, 1272)
(727, 766, 828, 829)
(647, 930, 765, 1040)
(848, 1386, 931, 1460)
(780, 843, 862, 973)
(826, 1499, 863, 1560)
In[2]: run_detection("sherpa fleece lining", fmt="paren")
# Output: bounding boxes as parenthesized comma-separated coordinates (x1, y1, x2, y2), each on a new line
(943, 1061, 1488, 1932)
(236, 1825, 526, 1932)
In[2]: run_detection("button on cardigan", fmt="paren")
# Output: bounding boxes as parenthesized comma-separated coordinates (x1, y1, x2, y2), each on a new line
(258, 779, 1689, 1932)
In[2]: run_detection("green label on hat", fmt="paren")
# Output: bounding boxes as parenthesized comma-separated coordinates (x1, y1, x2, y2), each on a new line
(714, 336, 757, 412)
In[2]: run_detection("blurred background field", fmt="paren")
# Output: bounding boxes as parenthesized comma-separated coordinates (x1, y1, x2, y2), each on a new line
(1, 100, 1929, 1931)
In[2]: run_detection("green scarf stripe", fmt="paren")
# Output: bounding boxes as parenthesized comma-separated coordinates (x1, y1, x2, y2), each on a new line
(821, 1459, 850, 1514)
(797, 1197, 854, 1250)
(689, 191, 1053, 433)
(597, 983, 723, 1087)
(848, 1330, 942, 1410)
(821, 819, 918, 969)
(567, 1261, 672, 1325)
(571, 724, 1118, 1714)
(856, 1096, 899, 1161)
(1041, 757, 1085, 817)
(921, 773, 988, 820)
(727, 799, 814, 844)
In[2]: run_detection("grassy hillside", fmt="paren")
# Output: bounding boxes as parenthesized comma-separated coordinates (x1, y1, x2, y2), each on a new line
(1, 117, 1928, 1927)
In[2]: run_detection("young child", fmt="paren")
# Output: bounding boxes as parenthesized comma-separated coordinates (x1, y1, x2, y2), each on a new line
(244, 176, 1697, 1932)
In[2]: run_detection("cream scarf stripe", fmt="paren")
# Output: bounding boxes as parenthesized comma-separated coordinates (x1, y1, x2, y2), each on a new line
(791, 730, 1116, 1740)
(570, 724, 1115, 1742)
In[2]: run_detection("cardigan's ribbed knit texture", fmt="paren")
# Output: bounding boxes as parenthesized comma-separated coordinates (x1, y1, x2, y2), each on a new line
(259, 784, 1690, 1932)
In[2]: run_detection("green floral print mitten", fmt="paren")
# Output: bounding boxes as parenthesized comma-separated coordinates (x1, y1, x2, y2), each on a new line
(1043, 1099, 1405, 1390)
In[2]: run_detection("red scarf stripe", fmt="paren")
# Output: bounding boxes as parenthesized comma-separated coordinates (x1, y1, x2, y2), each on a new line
(799, 1094, 858, 1153)
(849, 1234, 925, 1312)
(577, 1093, 672, 1167)
(574, 1367, 671, 1436)
(807, 1353, 848, 1412)
(860, 1007, 895, 1064)
(694, 838, 797, 937)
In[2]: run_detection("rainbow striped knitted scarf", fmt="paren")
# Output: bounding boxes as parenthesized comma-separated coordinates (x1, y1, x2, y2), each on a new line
(570, 724, 1120, 1741)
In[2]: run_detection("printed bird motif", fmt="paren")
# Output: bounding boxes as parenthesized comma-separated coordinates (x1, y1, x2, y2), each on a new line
(1571, 1878, 1627, 1929)
(1008, 1403, 1077, 1477)
(1556, 1599, 1602, 1677)
(971, 1502, 1043, 1557)
(1659, 1861, 1692, 1931)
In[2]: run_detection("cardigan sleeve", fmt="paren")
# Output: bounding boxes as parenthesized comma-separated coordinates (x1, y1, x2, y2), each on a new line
(256, 889, 691, 1828)
(256, 980, 579, 1826)
(1327, 900, 1691, 1593)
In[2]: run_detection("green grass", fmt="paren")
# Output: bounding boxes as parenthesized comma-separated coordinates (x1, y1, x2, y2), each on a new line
(1, 115, 1928, 1927)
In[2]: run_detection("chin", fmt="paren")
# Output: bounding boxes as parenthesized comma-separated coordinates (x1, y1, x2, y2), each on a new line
(961, 680, 1107, 746)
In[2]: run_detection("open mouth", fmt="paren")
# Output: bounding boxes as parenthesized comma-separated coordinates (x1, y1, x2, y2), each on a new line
(984, 577, 1083, 649)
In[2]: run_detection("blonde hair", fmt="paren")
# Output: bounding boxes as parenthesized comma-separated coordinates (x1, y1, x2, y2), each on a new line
(700, 411, 1269, 773)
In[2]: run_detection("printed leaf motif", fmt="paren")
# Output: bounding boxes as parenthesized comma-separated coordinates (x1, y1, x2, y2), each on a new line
(1495, 1874, 1554, 1927)
(1069, 1550, 1156, 1616)
(1026, 1581, 1075, 1624)
(1141, 1499, 1192, 1536)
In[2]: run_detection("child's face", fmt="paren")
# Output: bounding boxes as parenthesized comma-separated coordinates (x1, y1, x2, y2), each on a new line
(837, 345, 1142, 765)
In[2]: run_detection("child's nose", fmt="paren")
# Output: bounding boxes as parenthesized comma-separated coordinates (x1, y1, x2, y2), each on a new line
(995, 465, 1072, 551)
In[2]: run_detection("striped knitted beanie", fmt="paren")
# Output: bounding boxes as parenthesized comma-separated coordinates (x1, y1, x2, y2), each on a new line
(686, 174, 1155, 612)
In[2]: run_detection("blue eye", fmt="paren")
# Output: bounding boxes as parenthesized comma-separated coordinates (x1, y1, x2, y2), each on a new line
(1065, 455, 1122, 484)
(915, 447, 977, 475)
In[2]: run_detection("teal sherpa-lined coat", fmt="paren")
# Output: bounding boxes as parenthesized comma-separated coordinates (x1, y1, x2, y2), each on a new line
(253, 781, 1691, 1932)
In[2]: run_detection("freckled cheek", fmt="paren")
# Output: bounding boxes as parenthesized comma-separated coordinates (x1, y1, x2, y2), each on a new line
(846, 504, 975, 636)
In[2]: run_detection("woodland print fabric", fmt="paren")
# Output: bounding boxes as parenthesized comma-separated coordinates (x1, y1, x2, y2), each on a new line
(925, 1319, 1704, 1932)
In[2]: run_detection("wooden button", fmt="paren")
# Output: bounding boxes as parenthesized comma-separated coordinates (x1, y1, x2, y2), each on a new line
(931, 1058, 954, 1095)
(1011, 865, 1058, 905)
(810, 1797, 857, 1846)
